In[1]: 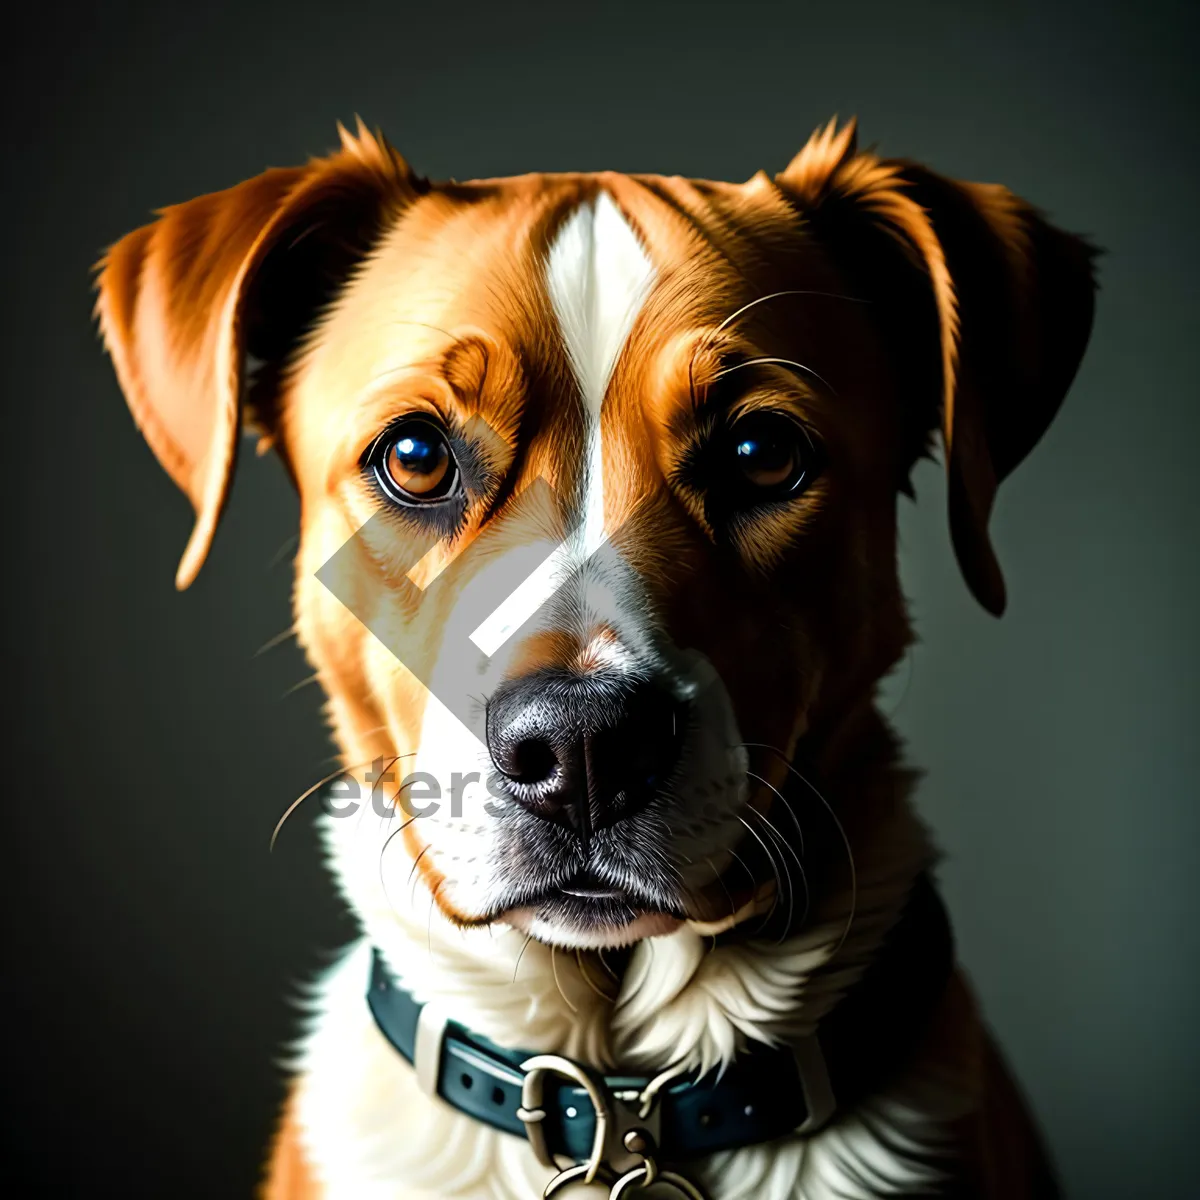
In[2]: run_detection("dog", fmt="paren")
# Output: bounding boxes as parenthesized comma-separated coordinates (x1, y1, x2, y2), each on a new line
(96, 116, 1095, 1199)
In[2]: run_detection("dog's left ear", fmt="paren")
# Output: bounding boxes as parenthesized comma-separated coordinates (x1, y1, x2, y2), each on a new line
(95, 120, 422, 588)
(777, 118, 1099, 615)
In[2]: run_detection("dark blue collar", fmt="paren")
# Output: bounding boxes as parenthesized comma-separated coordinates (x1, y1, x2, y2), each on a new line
(366, 873, 951, 1179)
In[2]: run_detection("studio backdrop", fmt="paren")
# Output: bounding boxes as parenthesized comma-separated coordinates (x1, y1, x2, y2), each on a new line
(3, 1, 1197, 1197)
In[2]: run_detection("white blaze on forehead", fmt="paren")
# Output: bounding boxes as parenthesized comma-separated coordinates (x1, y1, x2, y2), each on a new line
(468, 191, 656, 657)
(546, 189, 657, 553)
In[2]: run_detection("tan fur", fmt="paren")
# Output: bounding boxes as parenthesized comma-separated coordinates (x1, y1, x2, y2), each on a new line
(262, 1092, 324, 1200)
(97, 118, 1095, 1198)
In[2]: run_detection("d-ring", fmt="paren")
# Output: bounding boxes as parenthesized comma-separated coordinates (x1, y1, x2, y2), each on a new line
(542, 1160, 615, 1197)
(609, 1165, 709, 1199)
(518, 1054, 613, 1188)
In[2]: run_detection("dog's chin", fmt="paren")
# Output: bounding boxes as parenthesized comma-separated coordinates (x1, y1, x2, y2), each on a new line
(501, 892, 683, 949)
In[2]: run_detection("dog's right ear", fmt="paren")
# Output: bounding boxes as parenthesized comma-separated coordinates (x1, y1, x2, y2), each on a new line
(95, 120, 422, 588)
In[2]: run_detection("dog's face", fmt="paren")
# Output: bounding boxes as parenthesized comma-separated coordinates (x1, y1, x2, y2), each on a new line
(97, 120, 1095, 949)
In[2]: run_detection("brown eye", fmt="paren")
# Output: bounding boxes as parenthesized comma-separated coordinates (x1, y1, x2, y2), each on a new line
(727, 412, 819, 498)
(371, 418, 459, 504)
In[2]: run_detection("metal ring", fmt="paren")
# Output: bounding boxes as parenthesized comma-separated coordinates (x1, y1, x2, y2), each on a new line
(520, 1054, 613, 1185)
(543, 1161, 614, 1198)
(636, 1062, 689, 1119)
(609, 1165, 709, 1200)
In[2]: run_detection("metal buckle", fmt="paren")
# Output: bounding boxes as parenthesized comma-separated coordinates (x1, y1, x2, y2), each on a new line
(517, 1054, 613, 1192)
(516, 1054, 709, 1199)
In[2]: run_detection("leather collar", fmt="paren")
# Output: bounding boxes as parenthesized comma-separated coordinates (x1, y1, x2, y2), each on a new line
(365, 872, 953, 1169)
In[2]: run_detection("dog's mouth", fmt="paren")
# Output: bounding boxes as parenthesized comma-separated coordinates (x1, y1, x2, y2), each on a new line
(497, 871, 686, 948)
(483, 779, 795, 948)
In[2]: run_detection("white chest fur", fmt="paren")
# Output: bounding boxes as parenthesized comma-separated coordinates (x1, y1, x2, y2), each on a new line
(286, 797, 974, 1199)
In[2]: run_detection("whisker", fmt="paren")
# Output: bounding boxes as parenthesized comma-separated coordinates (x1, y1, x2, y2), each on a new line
(352, 762, 389, 843)
(713, 355, 837, 396)
(374, 764, 408, 839)
(355, 724, 392, 738)
(512, 933, 534, 984)
(678, 849, 738, 926)
(723, 841, 759, 907)
(392, 319, 467, 346)
(282, 673, 321, 698)
(711, 289, 866, 341)
(690, 289, 865, 404)
(407, 843, 431, 892)
(355, 754, 414, 849)
(345, 741, 415, 845)
(743, 743, 858, 956)
(737, 814, 789, 935)
(703, 855, 739, 923)
(377, 813, 419, 915)
(267, 535, 299, 571)
(575, 950, 617, 1003)
(551, 947, 579, 1014)
(683, 883, 720, 937)
(743, 771, 812, 938)
(596, 948, 619, 983)
(427, 879, 441, 963)
(672, 866, 715, 935)
(254, 626, 298, 657)
(270, 756, 394, 851)
(744, 804, 810, 939)
(745, 767, 805, 858)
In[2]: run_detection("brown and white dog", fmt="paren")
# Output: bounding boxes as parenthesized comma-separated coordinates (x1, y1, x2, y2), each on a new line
(96, 117, 1095, 1199)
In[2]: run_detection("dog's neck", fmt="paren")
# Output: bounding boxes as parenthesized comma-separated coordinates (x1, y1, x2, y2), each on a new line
(322, 703, 935, 1076)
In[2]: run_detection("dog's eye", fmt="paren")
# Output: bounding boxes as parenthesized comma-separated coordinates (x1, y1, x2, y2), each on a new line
(370, 418, 460, 504)
(725, 413, 820, 500)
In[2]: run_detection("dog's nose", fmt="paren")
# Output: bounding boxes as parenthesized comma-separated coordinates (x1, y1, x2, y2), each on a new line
(485, 669, 686, 837)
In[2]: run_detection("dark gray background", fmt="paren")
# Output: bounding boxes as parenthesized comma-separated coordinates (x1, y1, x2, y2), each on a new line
(3, 1, 1196, 1196)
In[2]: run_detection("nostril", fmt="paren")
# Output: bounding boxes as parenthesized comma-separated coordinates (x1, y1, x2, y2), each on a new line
(506, 737, 558, 786)
(486, 669, 688, 830)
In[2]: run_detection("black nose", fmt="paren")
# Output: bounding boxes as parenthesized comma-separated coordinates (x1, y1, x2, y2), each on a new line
(485, 669, 686, 841)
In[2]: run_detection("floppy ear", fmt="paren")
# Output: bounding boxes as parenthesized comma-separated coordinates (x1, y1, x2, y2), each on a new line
(95, 120, 422, 588)
(777, 118, 1098, 615)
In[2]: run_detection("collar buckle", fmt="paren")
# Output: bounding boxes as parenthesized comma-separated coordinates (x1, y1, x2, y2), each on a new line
(517, 1054, 708, 1198)
(517, 1053, 613, 1191)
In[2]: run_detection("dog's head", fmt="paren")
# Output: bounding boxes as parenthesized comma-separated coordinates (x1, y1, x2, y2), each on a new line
(97, 119, 1095, 949)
